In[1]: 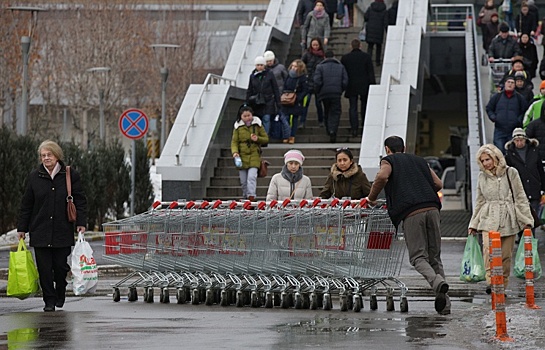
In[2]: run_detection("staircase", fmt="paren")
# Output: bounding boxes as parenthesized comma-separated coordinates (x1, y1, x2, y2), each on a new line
(205, 26, 372, 201)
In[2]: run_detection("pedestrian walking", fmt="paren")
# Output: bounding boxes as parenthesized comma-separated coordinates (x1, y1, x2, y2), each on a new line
(231, 106, 269, 201)
(264, 50, 288, 94)
(468, 144, 532, 294)
(313, 50, 348, 143)
(363, 0, 389, 66)
(280, 59, 308, 144)
(17, 140, 88, 312)
(301, 37, 326, 128)
(301, 1, 331, 49)
(341, 38, 376, 137)
(365, 136, 449, 315)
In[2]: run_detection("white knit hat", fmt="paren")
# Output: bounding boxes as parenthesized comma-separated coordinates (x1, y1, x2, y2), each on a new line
(254, 56, 266, 65)
(263, 50, 275, 61)
(512, 127, 527, 139)
(284, 149, 305, 165)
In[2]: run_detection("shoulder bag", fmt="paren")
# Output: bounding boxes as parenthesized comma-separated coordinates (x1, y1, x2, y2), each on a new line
(66, 166, 77, 223)
(280, 90, 297, 106)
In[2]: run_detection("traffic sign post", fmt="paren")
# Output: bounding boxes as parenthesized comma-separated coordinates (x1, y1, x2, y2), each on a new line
(119, 109, 149, 216)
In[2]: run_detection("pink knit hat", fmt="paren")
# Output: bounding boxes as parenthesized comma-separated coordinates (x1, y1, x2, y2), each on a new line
(284, 149, 305, 165)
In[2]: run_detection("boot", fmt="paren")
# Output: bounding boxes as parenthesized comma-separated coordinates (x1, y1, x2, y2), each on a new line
(248, 196, 256, 202)
(282, 139, 289, 143)
(288, 137, 295, 144)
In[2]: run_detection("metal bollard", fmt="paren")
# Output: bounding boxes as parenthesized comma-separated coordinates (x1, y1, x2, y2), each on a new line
(523, 228, 541, 310)
(489, 231, 513, 342)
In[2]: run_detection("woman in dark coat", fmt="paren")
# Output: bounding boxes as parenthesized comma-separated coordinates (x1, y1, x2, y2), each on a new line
(17, 140, 87, 312)
(246, 55, 281, 135)
(364, 0, 389, 66)
(280, 59, 309, 144)
(519, 33, 539, 79)
(320, 148, 371, 199)
(301, 37, 326, 128)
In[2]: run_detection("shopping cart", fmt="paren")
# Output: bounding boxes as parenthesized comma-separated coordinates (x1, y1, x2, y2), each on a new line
(102, 198, 407, 312)
(488, 58, 512, 93)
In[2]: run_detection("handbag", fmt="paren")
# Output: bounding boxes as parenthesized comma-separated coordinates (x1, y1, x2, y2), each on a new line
(459, 235, 486, 282)
(71, 231, 98, 295)
(513, 231, 542, 279)
(66, 166, 77, 223)
(280, 91, 297, 106)
(506, 167, 540, 228)
(258, 159, 270, 178)
(7, 239, 40, 299)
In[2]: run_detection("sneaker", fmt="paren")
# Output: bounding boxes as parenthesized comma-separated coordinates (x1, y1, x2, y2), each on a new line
(43, 305, 55, 312)
(434, 282, 449, 313)
(56, 298, 65, 308)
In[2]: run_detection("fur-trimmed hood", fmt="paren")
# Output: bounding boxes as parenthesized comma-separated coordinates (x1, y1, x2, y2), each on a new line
(476, 144, 507, 177)
(504, 137, 539, 150)
(329, 162, 360, 179)
(234, 116, 262, 129)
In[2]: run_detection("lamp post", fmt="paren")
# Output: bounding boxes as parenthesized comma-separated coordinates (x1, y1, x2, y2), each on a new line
(150, 44, 180, 152)
(87, 67, 111, 140)
(8, 6, 45, 136)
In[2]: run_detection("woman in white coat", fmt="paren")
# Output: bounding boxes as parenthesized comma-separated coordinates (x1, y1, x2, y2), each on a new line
(266, 150, 314, 201)
(468, 144, 532, 293)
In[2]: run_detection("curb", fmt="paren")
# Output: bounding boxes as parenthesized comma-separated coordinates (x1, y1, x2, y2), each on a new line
(0, 233, 104, 252)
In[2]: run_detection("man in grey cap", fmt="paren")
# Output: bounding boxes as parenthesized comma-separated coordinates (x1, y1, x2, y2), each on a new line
(488, 22, 521, 63)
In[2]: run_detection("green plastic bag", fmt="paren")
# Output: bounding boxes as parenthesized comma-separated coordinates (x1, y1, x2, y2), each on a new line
(514, 234, 542, 280)
(7, 239, 40, 299)
(460, 235, 486, 282)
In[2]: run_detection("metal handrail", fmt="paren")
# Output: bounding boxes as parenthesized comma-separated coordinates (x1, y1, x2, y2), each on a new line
(232, 16, 272, 78)
(174, 74, 235, 165)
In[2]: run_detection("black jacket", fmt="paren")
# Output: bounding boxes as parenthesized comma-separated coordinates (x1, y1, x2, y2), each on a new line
(17, 161, 87, 248)
(505, 139, 545, 201)
(297, 0, 314, 26)
(302, 50, 325, 92)
(313, 58, 348, 100)
(246, 69, 280, 116)
(364, 1, 389, 44)
(341, 48, 376, 97)
(281, 73, 308, 116)
(525, 117, 545, 159)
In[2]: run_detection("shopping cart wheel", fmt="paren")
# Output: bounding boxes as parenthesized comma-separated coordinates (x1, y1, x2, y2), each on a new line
(302, 293, 310, 309)
(340, 295, 348, 311)
(176, 288, 186, 304)
(214, 289, 221, 304)
(400, 297, 409, 313)
(273, 293, 281, 307)
(309, 293, 318, 310)
(346, 293, 354, 310)
(128, 288, 138, 302)
(323, 293, 332, 310)
(144, 287, 154, 303)
(369, 295, 378, 310)
(353, 295, 362, 313)
(113, 288, 121, 302)
(205, 289, 214, 306)
(294, 292, 303, 309)
(264, 292, 273, 308)
(316, 293, 324, 308)
(220, 290, 229, 306)
(280, 292, 290, 309)
(160, 288, 170, 304)
(192, 289, 200, 305)
(386, 295, 395, 311)
(250, 291, 259, 308)
(235, 291, 244, 307)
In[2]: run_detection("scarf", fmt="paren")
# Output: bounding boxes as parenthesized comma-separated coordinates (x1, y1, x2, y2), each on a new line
(281, 165, 303, 197)
(314, 9, 325, 19)
(310, 47, 325, 58)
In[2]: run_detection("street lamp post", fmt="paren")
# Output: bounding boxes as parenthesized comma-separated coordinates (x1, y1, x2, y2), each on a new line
(87, 67, 111, 140)
(8, 6, 45, 136)
(150, 44, 180, 152)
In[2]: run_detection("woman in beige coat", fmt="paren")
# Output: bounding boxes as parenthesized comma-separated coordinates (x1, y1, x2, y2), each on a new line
(266, 149, 313, 201)
(468, 144, 532, 293)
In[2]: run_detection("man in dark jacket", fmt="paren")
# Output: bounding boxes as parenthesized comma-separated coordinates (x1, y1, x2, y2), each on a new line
(297, 0, 314, 27)
(341, 39, 375, 137)
(526, 104, 545, 160)
(366, 136, 448, 315)
(314, 50, 348, 143)
(488, 22, 522, 62)
(324, 0, 337, 28)
(486, 75, 529, 153)
(364, 0, 389, 66)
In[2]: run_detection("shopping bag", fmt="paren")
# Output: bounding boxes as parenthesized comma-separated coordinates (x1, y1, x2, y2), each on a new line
(459, 235, 486, 282)
(71, 232, 98, 295)
(7, 239, 40, 299)
(514, 233, 542, 280)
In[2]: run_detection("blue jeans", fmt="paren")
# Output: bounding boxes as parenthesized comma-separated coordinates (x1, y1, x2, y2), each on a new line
(493, 129, 511, 154)
(282, 113, 299, 137)
(260, 114, 271, 134)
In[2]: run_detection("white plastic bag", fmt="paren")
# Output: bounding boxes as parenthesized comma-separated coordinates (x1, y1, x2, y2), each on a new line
(71, 232, 98, 295)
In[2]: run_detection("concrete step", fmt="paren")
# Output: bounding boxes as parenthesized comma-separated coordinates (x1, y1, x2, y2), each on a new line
(213, 164, 333, 177)
(209, 175, 329, 187)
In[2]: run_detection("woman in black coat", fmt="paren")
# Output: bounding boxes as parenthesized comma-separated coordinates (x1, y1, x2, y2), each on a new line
(519, 33, 539, 79)
(301, 37, 326, 128)
(364, 0, 389, 66)
(246, 55, 281, 135)
(17, 140, 87, 312)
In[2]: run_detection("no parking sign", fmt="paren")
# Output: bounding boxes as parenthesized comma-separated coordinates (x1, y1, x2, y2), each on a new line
(119, 108, 149, 140)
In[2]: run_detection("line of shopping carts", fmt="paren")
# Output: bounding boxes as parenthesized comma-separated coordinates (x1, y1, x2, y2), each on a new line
(102, 198, 408, 312)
